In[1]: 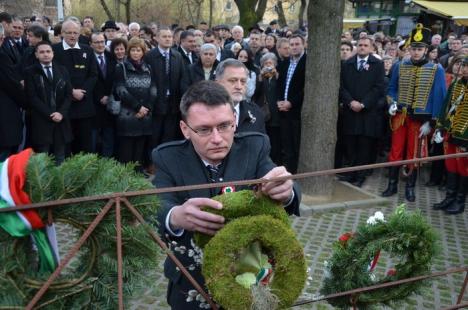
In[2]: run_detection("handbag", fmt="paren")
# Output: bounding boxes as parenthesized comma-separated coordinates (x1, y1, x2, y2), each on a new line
(106, 63, 127, 116)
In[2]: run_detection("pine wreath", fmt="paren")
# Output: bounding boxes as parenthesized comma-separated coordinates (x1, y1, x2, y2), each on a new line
(0, 150, 159, 308)
(320, 205, 438, 309)
(198, 190, 307, 310)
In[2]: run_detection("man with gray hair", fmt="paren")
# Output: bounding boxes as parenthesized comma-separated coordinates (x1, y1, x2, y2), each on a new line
(225, 25, 248, 50)
(53, 19, 98, 154)
(128, 22, 140, 39)
(215, 59, 265, 133)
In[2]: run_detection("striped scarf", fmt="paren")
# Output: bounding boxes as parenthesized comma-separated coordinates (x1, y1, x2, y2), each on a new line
(0, 149, 59, 273)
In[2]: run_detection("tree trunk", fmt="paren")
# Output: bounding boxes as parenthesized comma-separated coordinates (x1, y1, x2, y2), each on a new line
(209, 0, 213, 28)
(255, 0, 268, 21)
(99, 0, 114, 20)
(276, 0, 287, 27)
(234, 0, 256, 30)
(298, 0, 307, 28)
(299, 0, 344, 197)
(124, 0, 131, 24)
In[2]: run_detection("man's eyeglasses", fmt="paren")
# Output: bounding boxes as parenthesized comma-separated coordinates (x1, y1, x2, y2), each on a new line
(185, 121, 234, 137)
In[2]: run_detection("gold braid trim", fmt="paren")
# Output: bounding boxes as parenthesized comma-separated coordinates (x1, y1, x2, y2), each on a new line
(398, 64, 437, 111)
(450, 83, 468, 136)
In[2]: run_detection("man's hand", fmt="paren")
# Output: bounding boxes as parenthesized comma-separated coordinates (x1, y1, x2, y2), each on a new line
(72, 89, 86, 101)
(277, 101, 292, 112)
(260, 166, 294, 203)
(350, 100, 363, 112)
(100, 96, 109, 105)
(433, 129, 444, 144)
(169, 198, 225, 235)
(50, 112, 63, 122)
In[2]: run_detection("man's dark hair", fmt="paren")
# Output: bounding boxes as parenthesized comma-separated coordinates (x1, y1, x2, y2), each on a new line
(204, 29, 220, 41)
(140, 26, 153, 36)
(180, 80, 233, 121)
(341, 40, 353, 50)
(289, 33, 305, 44)
(199, 21, 208, 26)
(53, 22, 62, 36)
(28, 24, 50, 42)
(34, 40, 53, 52)
(84, 16, 94, 21)
(42, 16, 51, 24)
(0, 12, 12, 24)
(180, 30, 194, 41)
(186, 25, 196, 30)
(157, 25, 172, 35)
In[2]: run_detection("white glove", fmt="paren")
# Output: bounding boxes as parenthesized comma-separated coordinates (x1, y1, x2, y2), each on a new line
(388, 103, 398, 116)
(419, 121, 431, 138)
(433, 130, 444, 143)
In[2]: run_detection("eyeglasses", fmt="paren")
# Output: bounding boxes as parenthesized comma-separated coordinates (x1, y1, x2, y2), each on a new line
(185, 121, 234, 137)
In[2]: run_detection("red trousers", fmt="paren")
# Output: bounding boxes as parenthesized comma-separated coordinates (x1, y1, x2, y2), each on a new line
(444, 142, 468, 176)
(388, 114, 427, 168)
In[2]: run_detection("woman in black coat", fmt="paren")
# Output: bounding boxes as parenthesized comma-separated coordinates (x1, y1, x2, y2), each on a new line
(187, 43, 218, 86)
(114, 37, 156, 168)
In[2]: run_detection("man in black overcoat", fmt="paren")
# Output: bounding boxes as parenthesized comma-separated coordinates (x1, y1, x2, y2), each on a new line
(0, 27, 26, 161)
(144, 26, 189, 148)
(24, 41, 73, 165)
(276, 34, 306, 174)
(152, 81, 300, 310)
(52, 20, 98, 154)
(90, 32, 116, 157)
(339, 37, 385, 186)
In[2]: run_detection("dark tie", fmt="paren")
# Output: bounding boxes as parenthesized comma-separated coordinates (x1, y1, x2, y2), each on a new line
(358, 59, 366, 71)
(45, 65, 53, 82)
(207, 165, 220, 183)
(164, 51, 170, 75)
(98, 55, 106, 77)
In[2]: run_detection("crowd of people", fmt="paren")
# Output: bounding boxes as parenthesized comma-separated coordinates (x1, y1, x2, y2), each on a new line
(0, 13, 308, 177)
(0, 10, 467, 309)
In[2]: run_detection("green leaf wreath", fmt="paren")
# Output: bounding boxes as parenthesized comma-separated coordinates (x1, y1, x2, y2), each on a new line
(0, 153, 159, 309)
(320, 205, 439, 309)
(198, 190, 307, 310)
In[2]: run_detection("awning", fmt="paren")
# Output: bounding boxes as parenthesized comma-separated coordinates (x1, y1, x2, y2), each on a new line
(343, 18, 369, 29)
(412, 0, 468, 26)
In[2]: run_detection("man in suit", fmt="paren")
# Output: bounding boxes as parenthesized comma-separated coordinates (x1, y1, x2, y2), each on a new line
(215, 59, 265, 134)
(339, 37, 385, 187)
(224, 25, 248, 51)
(0, 23, 26, 161)
(10, 18, 28, 56)
(24, 41, 73, 165)
(178, 30, 198, 67)
(145, 26, 189, 149)
(152, 80, 300, 310)
(52, 19, 98, 154)
(0, 12, 21, 66)
(277, 34, 306, 174)
(203, 30, 235, 62)
(90, 32, 116, 157)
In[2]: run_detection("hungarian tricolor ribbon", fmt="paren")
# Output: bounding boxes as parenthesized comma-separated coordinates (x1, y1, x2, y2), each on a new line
(0, 149, 59, 273)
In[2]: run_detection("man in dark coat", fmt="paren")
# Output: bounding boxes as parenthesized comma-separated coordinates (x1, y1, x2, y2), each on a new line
(152, 81, 300, 310)
(276, 34, 306, 174)
(144, 26, 189, 149)
(203, 30, 235, 62)
(0, 28, 26, 161)
(90, 32, 116, 157)
(0, 13, 21, 66)
(178, 30, 198, 67)
(339, 37, 385, 186)
(52, 20, 98, 154)
(24, 41, 73, 165)
(215, 59, 266, 134)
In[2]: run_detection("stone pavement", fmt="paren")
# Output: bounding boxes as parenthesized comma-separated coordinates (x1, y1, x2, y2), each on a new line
(127, 167, 467, 310)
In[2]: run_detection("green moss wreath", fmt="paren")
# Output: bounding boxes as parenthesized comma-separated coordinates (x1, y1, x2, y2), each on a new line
(202, 215, 307, 310)
(320, 206, 438, 309)
(0, 152, 159, 309)
(194, 190, 290, 248)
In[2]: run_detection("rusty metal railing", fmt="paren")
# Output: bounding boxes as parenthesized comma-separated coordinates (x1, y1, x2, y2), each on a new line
(0, 152, 467, 309)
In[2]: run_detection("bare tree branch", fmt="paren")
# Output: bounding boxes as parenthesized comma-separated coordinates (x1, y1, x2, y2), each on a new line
(99, 0, 114, 20)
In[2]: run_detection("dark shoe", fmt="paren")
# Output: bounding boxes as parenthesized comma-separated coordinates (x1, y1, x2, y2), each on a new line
(405, 173, 417, 202)
(433, 172, 458, 210)
(382, 167, 399, 197)
(405, 186, 415, 202)
(338, 173, 355, 183)
(352, 178, 365, 187)
(444, 193, 466, 214)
